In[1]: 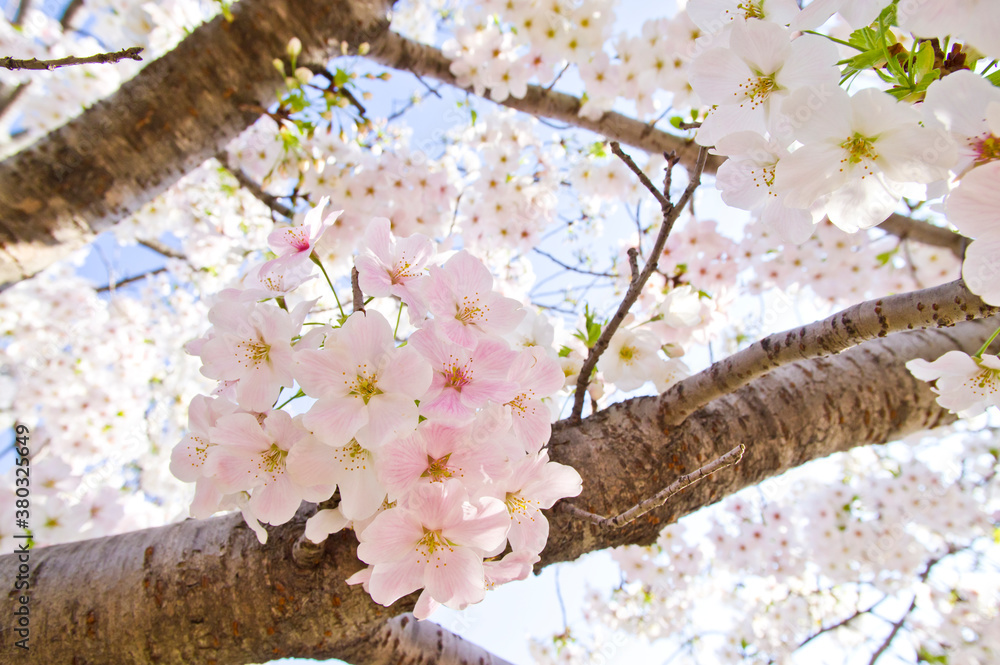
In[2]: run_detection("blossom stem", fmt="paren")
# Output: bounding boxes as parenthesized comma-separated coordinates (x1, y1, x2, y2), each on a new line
(974, 326, 1000, 358)
(311, 251, 344, 318)
(394, 302, 404, 339)
(276, 388, 305, 410)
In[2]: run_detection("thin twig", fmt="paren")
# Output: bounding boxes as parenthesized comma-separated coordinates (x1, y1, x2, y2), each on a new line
(1, 47, 143, 72)
(611, 142, 669, 208)
(797, 598, 886, 650)
(95, 267, 167, 293)
(351, 266, 365, 313)
(136, 238, 186, 261)
(544, 63, 571, 92)
(532, 247, 615, 278)
(215, 152, 293, 218)
(558, 444, 745, 529)
(568, 143, 708, 422)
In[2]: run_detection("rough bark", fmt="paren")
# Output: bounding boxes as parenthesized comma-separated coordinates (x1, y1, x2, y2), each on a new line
(658, 278, 999, 427)
(3, 318, 991, 664)
(0, 0, 393, 288)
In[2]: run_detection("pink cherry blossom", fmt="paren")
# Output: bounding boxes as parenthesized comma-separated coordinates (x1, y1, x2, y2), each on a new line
(267, 196, 342, 268)
(354, 217, 435, 315)
(505, 347, 564, 454)
(422, 250, 525, 349)
(197, 300, 301, 411)
(496, 451, 582, 554)
(377, 421, 509, 499)
(294, 310, 432, 449)
(409, 324, 520, 421)
(206, 411, 335, 525)
(351, 480, 510, 618)
(286, 437, 386, 521)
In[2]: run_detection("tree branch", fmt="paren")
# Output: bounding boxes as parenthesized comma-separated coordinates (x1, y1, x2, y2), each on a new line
(349, 614, 517, 665)
(366, 32, 716, 175)
(658, 277, 1000, 429)
(879, 213, 966, 259)
(569, 145, 708, 422)
(216, 152, 294, 219)
(0, 47, 144, 72)
(60, 0, 85, 31)
(558, 444, 745, 528)
(95, 266, 167, 292)
(0, 0, 392, 288)
(4, 314, 992, 664)
(0, 81, 29, 121)
(136, 238, 186, 260)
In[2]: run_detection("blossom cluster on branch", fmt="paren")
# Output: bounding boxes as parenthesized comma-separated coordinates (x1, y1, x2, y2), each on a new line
(172, 206, 583, 617)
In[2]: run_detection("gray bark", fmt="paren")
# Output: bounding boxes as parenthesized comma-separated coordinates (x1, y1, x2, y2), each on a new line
(0, 0, 393, 288)
(2, 316, 992, 664)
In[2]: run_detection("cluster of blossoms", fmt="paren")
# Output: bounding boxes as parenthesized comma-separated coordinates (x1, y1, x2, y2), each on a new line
(535, 436, 1000, 664)
(172, 202, 582, 618)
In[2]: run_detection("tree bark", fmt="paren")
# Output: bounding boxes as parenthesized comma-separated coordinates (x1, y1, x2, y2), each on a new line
(0, 0, 393, 288)
(2, 317, 990, 664)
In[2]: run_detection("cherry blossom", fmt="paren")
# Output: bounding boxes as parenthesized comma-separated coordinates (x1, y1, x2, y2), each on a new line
(906, 350, 1000, 417)
(422, 249, 525, 348)
(354, 217, 434, 314)
(408, 324, 520, 421)
(206, 410, 334, 525)
(350, 480, 510, 619)
(690, 18, 838, 147)
(294, 310, 432, 448)
(776, 87, 956, 232)
(196, 299, 304, 411)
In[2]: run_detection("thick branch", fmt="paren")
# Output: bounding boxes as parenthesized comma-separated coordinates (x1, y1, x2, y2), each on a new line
(3, 316, 992, 664)
(879, 213, 966, 258)
(0, 47, 144, 72)
(658, 278, 999, 428)
(352, 614, 516, 665)
(365, 33, 967, 257)
(0, 0, 392, 288)
(366, 32, 717, 175)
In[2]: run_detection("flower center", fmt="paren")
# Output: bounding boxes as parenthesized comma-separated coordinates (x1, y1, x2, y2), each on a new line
(443, 363, 472, 390)
(505, 492, 531, 515)
(455, 295, 486, 325)
(971, 133, 1000, 165)
(737, 1, 765, 19)
(840, 133, 879, 166)
(416, 527, 453, 555)
(238, 339, 271, 367)
(421, 453, 454, 481)
(262, 443, 287, 473)
(351, 372, 382, 404)
(618, 345, 636, 364)
(738, 74, 776, 108)
(969, 363, 1000, 394)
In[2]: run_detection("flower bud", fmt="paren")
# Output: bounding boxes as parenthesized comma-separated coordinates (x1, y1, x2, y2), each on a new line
(287, 37, 302, 59)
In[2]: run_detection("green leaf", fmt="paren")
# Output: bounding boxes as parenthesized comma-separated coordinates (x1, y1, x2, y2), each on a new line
(986, 70, 1000, 87)
(588, 141, 608, 158)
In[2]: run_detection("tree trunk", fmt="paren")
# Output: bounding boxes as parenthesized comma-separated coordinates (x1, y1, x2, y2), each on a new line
(2, 318, 988, 664)
(0, 0, 393, 288)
